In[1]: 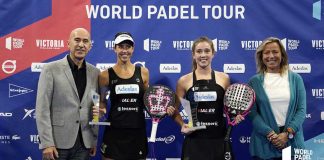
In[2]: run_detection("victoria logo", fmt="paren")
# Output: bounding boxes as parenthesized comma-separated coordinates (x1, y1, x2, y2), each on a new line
(241, 40, 262, 50)
(9, 83, 34, 98)
(36, 39, 64, 49)
(311, 88, 324, 99)
(312, 40, 324, 50)
(105, 40, 115, 50)
(173, 40, 194, 51)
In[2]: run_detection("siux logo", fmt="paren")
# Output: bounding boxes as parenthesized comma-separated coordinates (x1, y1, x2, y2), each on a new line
(2, 60, 16, 74)
(8, 83, 34, 98)
(144, 38, 162, 52)
(35, 39, 64, 50)
(173, 40, 194, 51)
(5, 37, 24, 50)
(22, 108, 36, 120)
(105, 40, 115, 50)
(239, 136, 251, 143)
(31, 63, 46, 72)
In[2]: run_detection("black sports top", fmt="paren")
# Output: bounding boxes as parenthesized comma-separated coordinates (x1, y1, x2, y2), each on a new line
(107, 66, 146, 128)
(185, 70, 226, 138)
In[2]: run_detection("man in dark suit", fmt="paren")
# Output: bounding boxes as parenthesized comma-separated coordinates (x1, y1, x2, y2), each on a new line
(36, 28, 99, 160)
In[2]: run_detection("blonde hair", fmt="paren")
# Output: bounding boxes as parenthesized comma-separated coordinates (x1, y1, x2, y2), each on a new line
(191, 36, 215, 71)
(255, 37, 288, 74)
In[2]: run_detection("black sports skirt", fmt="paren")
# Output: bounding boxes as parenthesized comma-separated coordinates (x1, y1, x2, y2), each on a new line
(101, 126, 148, 159)
(182, 137, 225, 160)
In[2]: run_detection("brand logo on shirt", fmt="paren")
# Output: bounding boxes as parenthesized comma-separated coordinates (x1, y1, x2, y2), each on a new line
(115, 84, 139, 94)
(194, 91, 217, 102)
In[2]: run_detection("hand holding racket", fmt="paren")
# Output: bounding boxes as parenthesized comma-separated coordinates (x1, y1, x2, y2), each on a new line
(144, 85, 175, 142)
(223, 83, 255, 160)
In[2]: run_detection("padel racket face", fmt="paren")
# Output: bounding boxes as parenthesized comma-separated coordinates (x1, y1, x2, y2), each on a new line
(144, 85, 175, 118)
(144, 85, 175, 142)
(224, 83, 255, 126)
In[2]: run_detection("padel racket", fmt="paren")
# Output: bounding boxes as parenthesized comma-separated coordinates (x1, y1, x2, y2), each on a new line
(223, 83, 255, 160)
(144, 85, 175, 142)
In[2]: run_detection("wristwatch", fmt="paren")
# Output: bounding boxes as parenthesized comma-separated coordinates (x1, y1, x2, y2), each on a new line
(286, 127, 295, 139)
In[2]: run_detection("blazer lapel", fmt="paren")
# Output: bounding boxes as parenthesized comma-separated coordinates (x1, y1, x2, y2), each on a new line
(81, 63, 93, 105)
(62, 57, 80, 100)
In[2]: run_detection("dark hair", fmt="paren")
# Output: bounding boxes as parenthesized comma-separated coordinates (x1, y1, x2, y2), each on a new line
(191, 36, 215, 71)
(255, 37, 288, 74)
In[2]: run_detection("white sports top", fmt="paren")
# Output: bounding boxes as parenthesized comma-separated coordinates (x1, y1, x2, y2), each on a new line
(263, 71, 290, 127)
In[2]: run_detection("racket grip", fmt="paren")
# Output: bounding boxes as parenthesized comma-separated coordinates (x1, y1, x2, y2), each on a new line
(224, 125, 232, 142)
(149, 121, 159, 142)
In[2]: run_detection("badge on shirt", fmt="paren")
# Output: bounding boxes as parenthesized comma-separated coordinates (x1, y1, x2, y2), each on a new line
(115, 84, 139, 94)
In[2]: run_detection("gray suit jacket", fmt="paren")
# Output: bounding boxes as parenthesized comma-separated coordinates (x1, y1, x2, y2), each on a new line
(36, 55, 100, 149)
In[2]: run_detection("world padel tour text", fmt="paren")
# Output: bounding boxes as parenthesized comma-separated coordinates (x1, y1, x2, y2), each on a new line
(86, 5, 245, 20)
